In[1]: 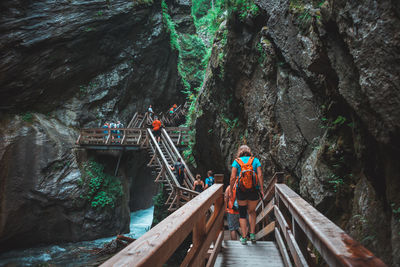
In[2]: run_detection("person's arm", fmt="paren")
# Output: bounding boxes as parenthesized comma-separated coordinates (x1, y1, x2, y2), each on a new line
(224, 187, 230, 204)
(192, 181, 196, 190)
(170, 165, 175, 171)
(204, 179, 209, 189)
(230, 167, 237, 196)
(257, 166, 264, 197)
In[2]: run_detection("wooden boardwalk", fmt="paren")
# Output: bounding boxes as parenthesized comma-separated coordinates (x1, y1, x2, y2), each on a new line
(215, 241, 284, 267)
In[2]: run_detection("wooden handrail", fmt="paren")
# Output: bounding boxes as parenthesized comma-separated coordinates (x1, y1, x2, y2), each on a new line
(101, 185, 224, 267)
(274, 184, 387, 267)
(147, 128, 180, 186)
(127, 112, 138, 128)
(162, 128, 195, 186)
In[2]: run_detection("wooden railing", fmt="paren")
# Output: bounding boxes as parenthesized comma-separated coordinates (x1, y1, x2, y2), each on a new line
(162, 128, 194, 187)
(101, 184, 224, 267)
(76, 127, 190, 148)
(254, 173, 386, 267)
(147, 128, 198, 211)
(77, 128, 147, 146)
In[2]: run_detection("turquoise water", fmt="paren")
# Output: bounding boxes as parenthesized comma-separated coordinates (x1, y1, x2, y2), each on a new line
(0, 206, 154, 267)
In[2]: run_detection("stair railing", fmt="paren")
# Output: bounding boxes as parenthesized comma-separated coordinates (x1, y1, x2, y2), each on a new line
(254, 172, 386, 267)
(101, 184, 224, 267)
(127, 112, 138, 128)
(147, 129, 180, 186)
(162, 128, 195, 187)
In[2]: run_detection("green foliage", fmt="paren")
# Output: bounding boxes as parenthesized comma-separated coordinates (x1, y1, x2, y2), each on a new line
(80, 160, 123, 209)
(221, 116, 239, 132)
(320, 115, 353, 130)
(183, 129, 197, 167)
(96, 11, 104, 17)
(21, 112, 33, 122)
(333, 115, 346, 125)
(327, 172, 344, 193)
(228, 0, 259, 21)
(257, 43, 267, 66)
(192, 0, 227, 43)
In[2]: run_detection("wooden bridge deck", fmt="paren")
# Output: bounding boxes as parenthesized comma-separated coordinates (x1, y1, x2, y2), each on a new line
(214, 241, 284, 267)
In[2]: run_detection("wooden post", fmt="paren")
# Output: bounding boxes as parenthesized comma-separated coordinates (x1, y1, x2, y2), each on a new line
(214, 174, 224, 184)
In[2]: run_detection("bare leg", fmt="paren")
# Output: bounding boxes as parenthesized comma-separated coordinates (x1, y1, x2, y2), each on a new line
(230, 230, 237, 240)
(247, 200, 258, 234)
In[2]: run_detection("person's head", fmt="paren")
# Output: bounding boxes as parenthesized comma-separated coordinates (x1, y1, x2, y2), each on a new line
(196, 174, 201, 181)
(236, 145, 253, 158)
(149, 105, 152, 108)
(117, 121, 120, 124)
(207, 170, 213, 177)
(154, 116, 158, 120)
(177, 158, 181, 162)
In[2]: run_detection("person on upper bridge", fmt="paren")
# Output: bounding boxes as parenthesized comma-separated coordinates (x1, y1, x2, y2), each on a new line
(193, 174, 204, 193)
(170, 158, 186, 186)
(204, 170, 215, 189)
(173, 104, 177, 111)
(152, 116, 162, 143)
(169, 107, 174, 115)
(225, 184, 240, 240)
(230, 145, 264, 245)
(148, 105, 154, 117)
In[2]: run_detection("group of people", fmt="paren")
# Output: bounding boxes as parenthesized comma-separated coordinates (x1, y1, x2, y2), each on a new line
(225, 145, 264, 245)
(169, 104, 177, 115)
(102, 121, 124, 142)
(169, 145, 263, 246)
(192, 170, 215, 193)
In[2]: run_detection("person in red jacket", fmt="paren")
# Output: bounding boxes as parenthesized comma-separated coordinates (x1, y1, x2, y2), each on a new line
(152, 116, 162, 143)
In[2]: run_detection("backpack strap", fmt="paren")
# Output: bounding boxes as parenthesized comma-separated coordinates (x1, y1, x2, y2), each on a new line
(247, 157, 255, 166)
(235, 158, 245, 167)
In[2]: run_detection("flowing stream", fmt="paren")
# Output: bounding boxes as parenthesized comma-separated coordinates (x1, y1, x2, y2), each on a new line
(0, 206, 154, 267)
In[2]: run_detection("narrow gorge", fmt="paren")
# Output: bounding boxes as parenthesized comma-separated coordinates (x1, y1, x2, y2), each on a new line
(0, 0, 399, 266)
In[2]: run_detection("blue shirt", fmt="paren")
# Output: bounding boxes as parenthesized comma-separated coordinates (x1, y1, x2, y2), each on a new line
(232, 156, 261, 175)
(205, 176, 214, 186)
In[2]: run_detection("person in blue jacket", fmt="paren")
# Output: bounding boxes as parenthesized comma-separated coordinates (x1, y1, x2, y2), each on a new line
(204, 170, 215, 189)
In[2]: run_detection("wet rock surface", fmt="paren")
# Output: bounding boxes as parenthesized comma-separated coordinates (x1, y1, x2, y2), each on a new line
(0, 114, 129, 251)
(0, 0, 191, 250)
(194, 0, 400, 264)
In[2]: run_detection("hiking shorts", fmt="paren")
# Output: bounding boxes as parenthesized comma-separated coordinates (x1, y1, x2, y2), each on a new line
(227, 213, 240, 231)
(153, 129, 161, 138)
(236, 188, 260, 201)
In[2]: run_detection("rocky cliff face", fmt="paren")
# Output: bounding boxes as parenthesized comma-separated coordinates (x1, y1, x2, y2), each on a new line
(193, 0, 400, 264)
(0, 0, 190, 250)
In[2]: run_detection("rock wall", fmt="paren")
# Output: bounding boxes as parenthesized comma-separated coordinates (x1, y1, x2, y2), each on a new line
(0, 0, 191, 250)
(193, 0, 400, 264)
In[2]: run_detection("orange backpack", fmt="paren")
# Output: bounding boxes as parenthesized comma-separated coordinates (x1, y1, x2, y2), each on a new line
(236, 157, 258, 191)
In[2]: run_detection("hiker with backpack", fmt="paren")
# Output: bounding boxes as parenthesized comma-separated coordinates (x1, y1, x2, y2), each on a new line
(225, 184, 240, 240)
(230, 145, 264, 245)
(204, 170, 215, 189)
(193, 174, 204, 193)
(170, 158, 186, 186)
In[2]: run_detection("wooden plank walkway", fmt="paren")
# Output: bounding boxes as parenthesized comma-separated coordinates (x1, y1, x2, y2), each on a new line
(214, 240, 284, 267)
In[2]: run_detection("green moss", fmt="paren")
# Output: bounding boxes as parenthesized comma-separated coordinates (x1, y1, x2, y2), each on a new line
(21, 112, 33, 122)
(79, 160, 123, 209)
(228, 0, 259, 21)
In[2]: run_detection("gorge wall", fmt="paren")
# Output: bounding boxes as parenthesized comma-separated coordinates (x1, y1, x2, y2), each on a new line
(0, 0, 191, 250)
(193, 0, 400, 265)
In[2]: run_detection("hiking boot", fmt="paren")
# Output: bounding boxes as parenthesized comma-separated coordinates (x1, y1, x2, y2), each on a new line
(250, 233, 256, 243)
(240, 236, 247, 245)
